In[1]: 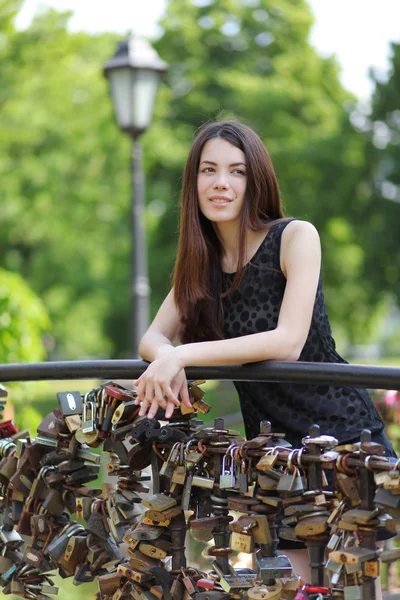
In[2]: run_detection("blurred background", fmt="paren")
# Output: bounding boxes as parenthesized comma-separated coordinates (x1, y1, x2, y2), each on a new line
(0, 0, 399, 426)
(1, 0, 400, 596)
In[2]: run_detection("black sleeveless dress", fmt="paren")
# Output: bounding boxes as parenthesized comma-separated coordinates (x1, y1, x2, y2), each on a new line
(222, 219, 386, 448)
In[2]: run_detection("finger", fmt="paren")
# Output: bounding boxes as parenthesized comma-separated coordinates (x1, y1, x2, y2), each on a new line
(134, 378, 147, 404)
(133, 378, 141, 404)
(179, 381, 192, 408)
(144, 380, 155, 405)
(134, 361, 151, 384)
(138, 399, 150, 417)
(153, 383, 167, 406)
(133, 374, 143, 387)
(135, 390, 145, 406)
(165, 399, 176, 420)
(139, 381, 154, 416)
(148, 398, 162, 420)
(170, 382, 184, 408)
(149, 384, 167, 418)
(162, 385, 180, 407)
(180, 390, 192, 409)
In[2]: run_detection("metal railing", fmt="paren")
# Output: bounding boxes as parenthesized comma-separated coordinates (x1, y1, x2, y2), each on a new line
(0, 359, 399, 389)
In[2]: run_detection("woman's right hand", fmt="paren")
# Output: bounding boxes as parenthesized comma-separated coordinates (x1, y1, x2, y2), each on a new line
(165, 367, 190, 418)
(134, 353, 192, 419)
(136, 289, 193, 418)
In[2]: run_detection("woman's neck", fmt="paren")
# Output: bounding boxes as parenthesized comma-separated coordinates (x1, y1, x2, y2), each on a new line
(214, 222, 240, 263)
(215, 222, 267, 274)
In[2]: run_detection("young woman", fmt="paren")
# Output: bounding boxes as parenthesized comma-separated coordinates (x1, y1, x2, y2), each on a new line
(133, 120, 396, 588)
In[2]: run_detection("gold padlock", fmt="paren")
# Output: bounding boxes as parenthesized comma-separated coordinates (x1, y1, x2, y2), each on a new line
(171, 466, 186, 486)
(256, 451, 278, 471)
(181, 403, 195, 415)
(295, 515, 328, 538)
(384, 472, 400, 490)
(141, 494, 177, 511)
(192, 398, 212, 414)
(128, 549, 160, 572)
(363, 560, 380, 578)
(64, 414, 81, 433)
(251, 514, 272, 544)
(75, 426, 100, 447)
(192, 474, 214, 489)
(230, 531, 255, 553)
(145, 506, 182, 521)
(143, 516, 171, 527)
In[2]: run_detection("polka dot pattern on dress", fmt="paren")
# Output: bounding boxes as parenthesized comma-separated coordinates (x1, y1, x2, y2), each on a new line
(222, 219, 384, 444)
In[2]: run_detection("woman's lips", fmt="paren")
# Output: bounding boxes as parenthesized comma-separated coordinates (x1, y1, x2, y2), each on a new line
(209, 196, 233, 204)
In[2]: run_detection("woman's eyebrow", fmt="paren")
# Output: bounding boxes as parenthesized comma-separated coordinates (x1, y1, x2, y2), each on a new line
(199, 160, 247, 167)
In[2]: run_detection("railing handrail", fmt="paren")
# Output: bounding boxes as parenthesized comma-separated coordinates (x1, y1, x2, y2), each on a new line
(0, 359, 399, 389)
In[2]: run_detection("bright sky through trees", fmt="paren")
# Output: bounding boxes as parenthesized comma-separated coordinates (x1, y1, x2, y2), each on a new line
(16, 0, 400, 101)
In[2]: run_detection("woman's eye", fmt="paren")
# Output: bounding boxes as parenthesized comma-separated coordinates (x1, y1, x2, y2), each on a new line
(199, 167, 246, 175)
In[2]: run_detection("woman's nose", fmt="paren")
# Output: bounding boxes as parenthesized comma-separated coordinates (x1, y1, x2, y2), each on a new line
(213, 173, 229, 189)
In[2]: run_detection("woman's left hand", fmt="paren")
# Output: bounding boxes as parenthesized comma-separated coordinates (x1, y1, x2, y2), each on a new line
(133, 352, 192, 419)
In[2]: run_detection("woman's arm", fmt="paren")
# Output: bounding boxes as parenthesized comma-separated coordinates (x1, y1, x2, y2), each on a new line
(138, 289, 180, 361)
(176, 220, 320, 365)
(135, 220, 321, 416)
(135, 289, 192, 418)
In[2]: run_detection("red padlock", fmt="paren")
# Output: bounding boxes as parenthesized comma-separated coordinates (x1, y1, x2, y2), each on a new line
(197, 579, 215, 590)
(104, 383, 135, 402)
(0, 420, 18, 438)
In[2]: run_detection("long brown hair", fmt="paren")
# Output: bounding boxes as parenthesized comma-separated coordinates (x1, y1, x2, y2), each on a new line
(173, 120, 284, 343)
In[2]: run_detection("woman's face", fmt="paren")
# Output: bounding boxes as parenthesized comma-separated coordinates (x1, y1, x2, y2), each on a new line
(197, 137, 247, 227)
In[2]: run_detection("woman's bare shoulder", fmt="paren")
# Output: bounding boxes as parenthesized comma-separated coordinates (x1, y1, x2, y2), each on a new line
(279, 220, 321, 276)
(282, 219, 320, 243)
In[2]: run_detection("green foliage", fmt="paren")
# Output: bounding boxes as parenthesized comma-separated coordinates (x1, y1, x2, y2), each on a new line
(0, 0, 397, 363)
(0, 9, 134, 357)
(0, 268, 49, 363)
(0, 266, 50, 409)
(12, 401, 42, 432)
(358, 42, 400, 305)
(7, 574, 98, 600)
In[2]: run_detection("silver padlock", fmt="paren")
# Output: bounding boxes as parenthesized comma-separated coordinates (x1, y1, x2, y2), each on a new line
(256, 552, 294, 581)
(301, 434, 338, 448)
(46, 522, 84, 561)
(0, 527, 23, 548)
(344, 585, 363, 600)
(82, 400, 96, 433)
(220, 454, 235, 489)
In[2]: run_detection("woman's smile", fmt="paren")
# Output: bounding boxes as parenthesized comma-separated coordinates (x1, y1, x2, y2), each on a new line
(209, 194, 234, 206)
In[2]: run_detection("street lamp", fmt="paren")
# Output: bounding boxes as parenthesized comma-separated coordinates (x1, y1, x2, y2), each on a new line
(103, 36, 168, 354)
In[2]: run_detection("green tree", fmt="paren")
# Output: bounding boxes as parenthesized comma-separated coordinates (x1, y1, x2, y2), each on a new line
(359, 42, 400, 308)
(0, 8, 131, 357)
(0, 0, 393, 361)
(0, 267, 50, 428)
(0, 268, 49, 363)
(150, 0, 380, 345)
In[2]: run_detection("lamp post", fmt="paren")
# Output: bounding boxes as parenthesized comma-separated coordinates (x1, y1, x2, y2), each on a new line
(103, 36, 168, 354)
